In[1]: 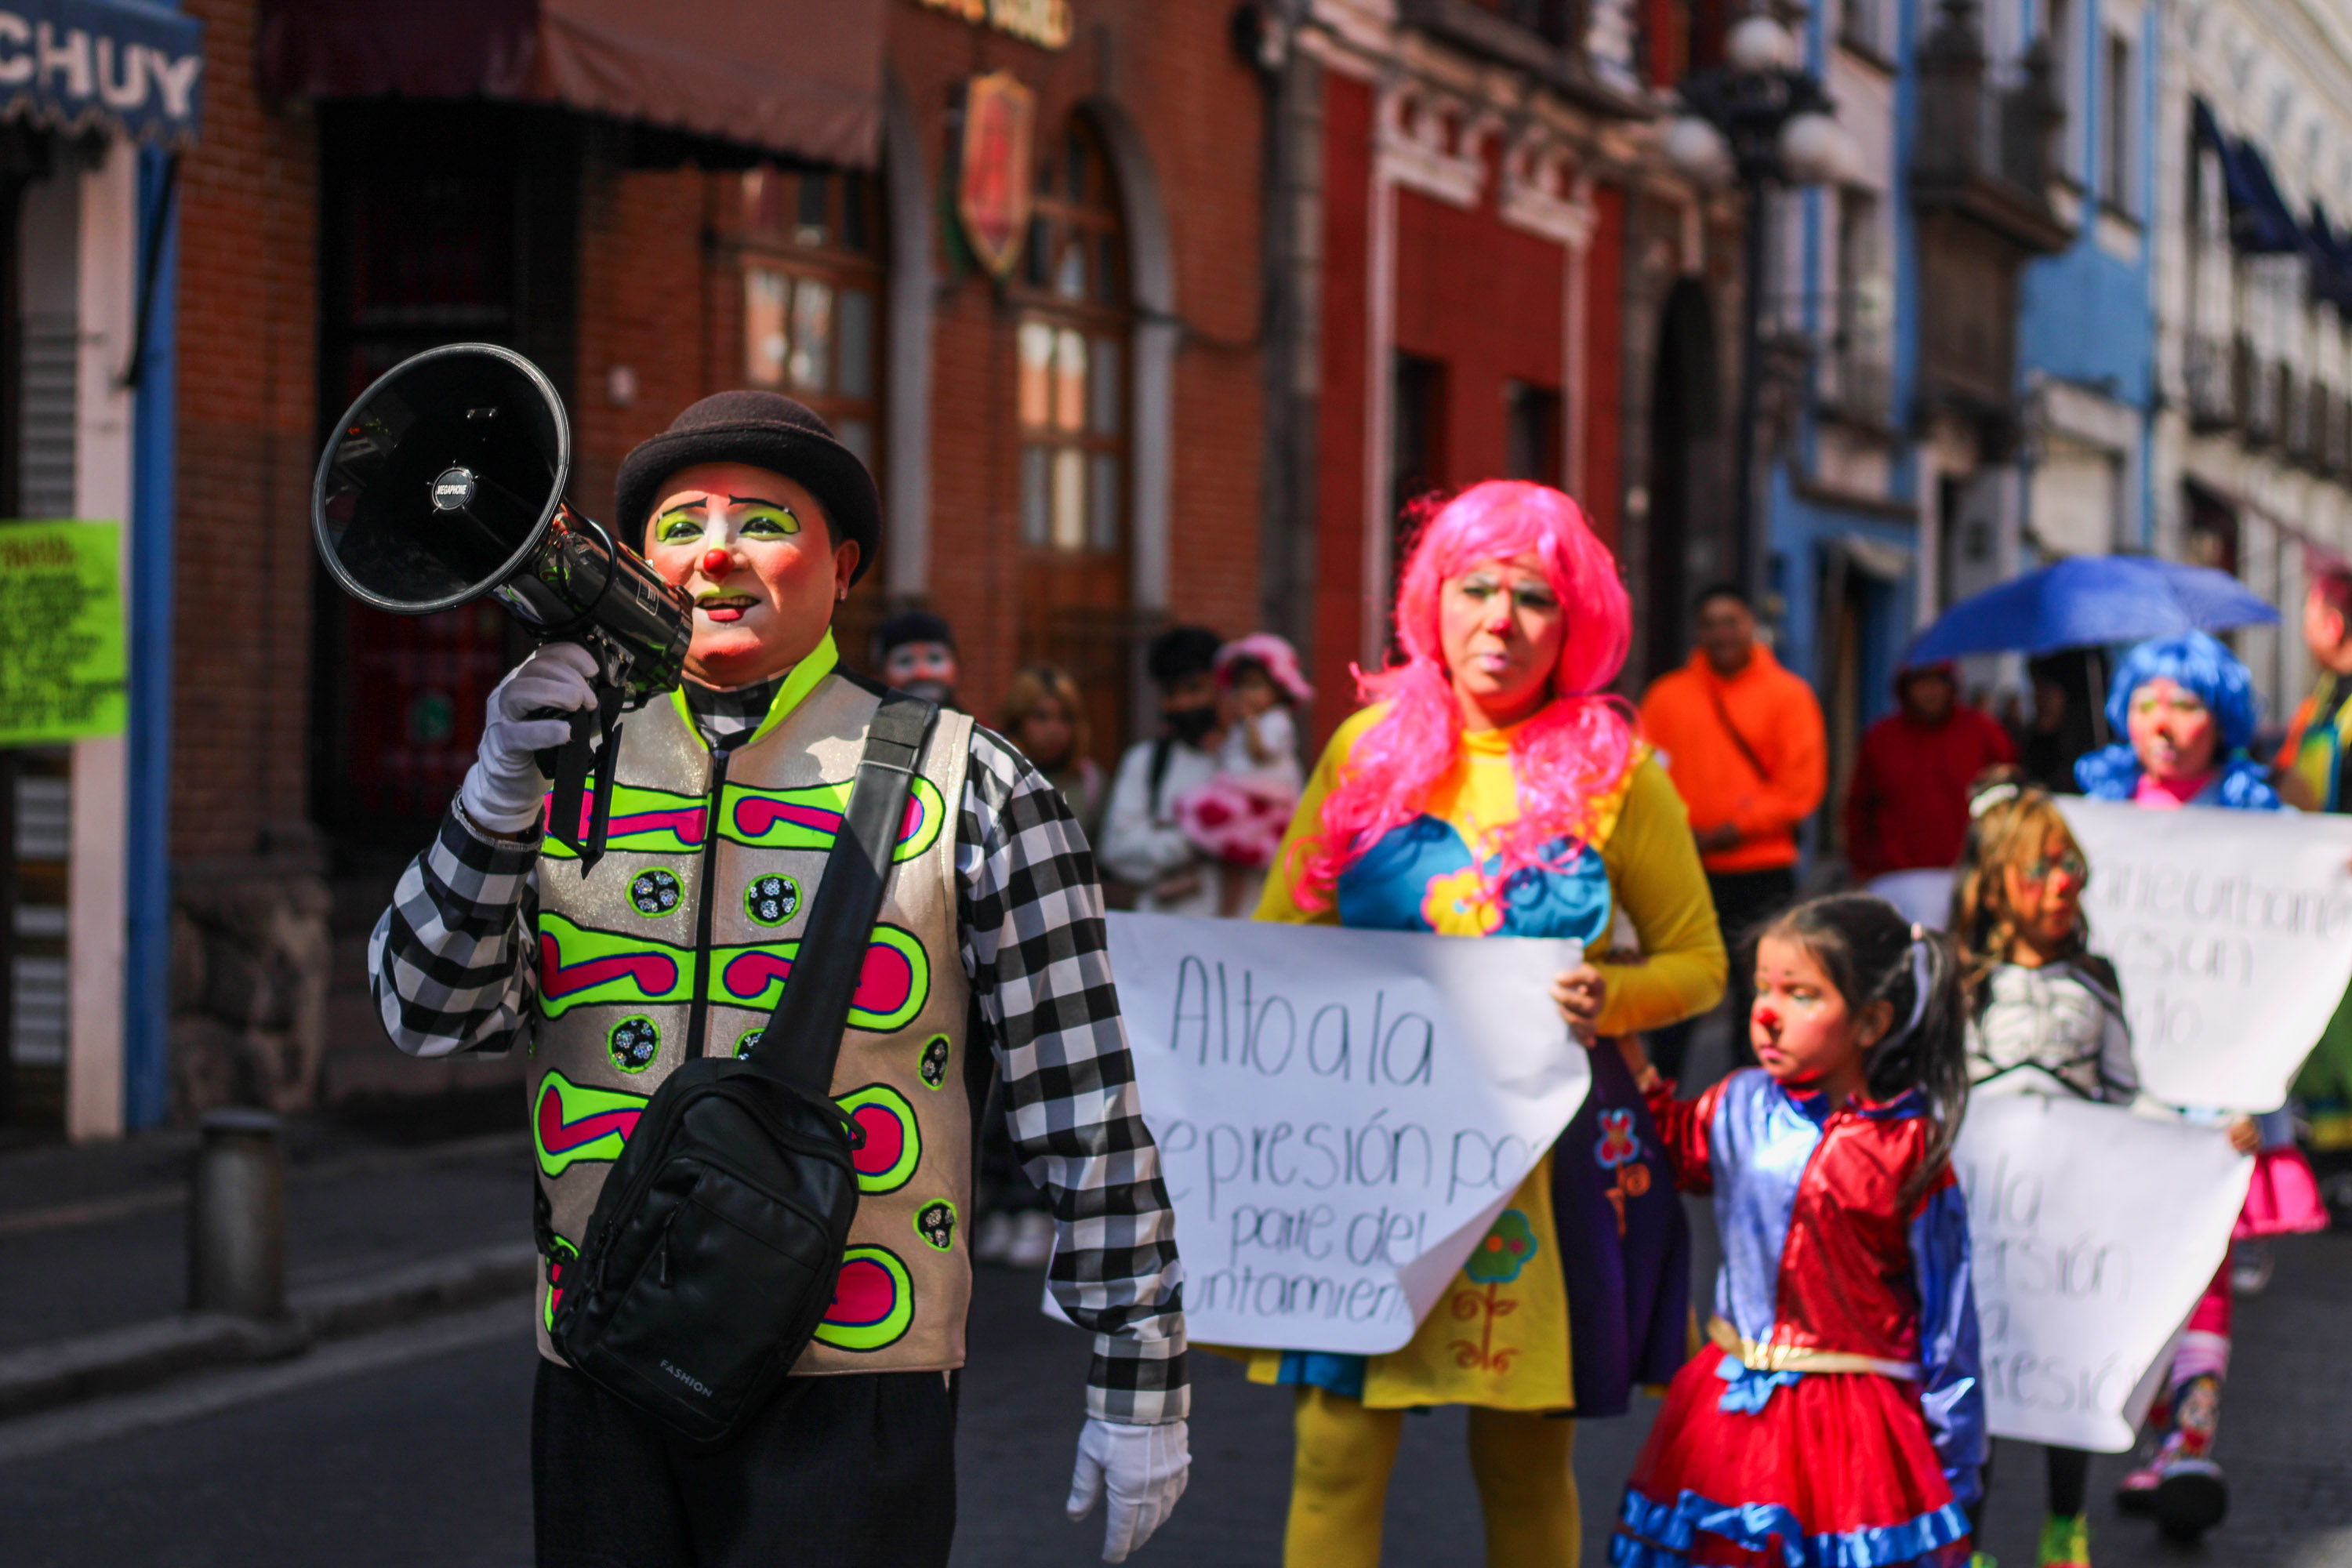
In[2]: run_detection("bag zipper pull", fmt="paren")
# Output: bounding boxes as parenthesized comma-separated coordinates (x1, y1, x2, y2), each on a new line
(657, 1208, 681, 1288)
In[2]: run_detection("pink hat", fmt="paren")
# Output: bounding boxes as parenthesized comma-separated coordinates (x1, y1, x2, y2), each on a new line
(1215, 632, 1314, 705)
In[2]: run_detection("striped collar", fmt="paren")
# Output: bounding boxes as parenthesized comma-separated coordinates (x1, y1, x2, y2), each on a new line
(669, 631, 840, 753)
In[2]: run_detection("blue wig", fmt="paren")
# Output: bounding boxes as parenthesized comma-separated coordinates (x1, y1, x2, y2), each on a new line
(2075, 631, 2280, 809)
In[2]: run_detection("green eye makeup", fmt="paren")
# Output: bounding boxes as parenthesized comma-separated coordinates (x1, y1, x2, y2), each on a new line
(738, 506, 800, 537)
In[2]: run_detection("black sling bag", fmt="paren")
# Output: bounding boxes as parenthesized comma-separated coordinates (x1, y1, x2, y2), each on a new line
(550, 690, 938, 1446)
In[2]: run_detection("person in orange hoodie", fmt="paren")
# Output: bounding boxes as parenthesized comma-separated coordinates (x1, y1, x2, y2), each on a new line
(1638, 583, 1827, 1075)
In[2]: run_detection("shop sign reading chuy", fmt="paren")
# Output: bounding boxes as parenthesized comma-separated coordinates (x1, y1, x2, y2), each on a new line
(918, 0, 1073, 52)
(0, 0, 207, 145)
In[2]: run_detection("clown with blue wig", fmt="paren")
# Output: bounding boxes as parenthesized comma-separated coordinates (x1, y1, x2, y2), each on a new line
(2074, 632, 2328, 1540)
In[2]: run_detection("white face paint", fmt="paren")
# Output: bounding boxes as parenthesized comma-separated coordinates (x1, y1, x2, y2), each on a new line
(883, 641, 958, 688)
(641, 461, 856, 688)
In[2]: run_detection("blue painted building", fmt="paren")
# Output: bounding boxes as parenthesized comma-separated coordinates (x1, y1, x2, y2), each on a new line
(1757, 0, 2149, 865)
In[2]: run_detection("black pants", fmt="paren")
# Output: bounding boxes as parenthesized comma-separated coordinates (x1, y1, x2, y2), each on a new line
(1648, 866, 1798, 1080)
(533, 1359, 958, 1568)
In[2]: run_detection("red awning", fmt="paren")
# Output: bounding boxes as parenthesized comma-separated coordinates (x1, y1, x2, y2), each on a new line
(258, 0, 885, 168)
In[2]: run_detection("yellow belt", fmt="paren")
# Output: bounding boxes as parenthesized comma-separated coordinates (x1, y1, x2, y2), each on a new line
(1708, 1316, 1922, 1381)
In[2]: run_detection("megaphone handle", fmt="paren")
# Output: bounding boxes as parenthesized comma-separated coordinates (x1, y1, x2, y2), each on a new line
(547, 707, 597, 863)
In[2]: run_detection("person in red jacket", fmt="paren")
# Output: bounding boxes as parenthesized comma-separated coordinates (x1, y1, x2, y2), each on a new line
(1842, 662, 2015, 883)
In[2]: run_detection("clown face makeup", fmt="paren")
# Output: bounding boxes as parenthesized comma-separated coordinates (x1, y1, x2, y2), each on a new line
(1438, 551, 1567, 728)
(644, 462, 858, 688)
(2001, 824, 2088, 960)
(2125, 676, 2220, 782)
(883, 641, 960, 707)
(1750, 934, 1888, 1107)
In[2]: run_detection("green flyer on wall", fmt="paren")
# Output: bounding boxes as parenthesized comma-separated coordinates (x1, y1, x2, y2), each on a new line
(0, 520, 127, 748)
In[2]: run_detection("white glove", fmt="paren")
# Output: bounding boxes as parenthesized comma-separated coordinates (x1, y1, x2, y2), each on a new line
(459, 642, 600, 833)
(1066, 1416, 1189, 1563)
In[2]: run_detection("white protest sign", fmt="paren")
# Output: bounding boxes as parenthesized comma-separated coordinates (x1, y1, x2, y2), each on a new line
(1102, 912, 1590, 1354)
(1957, 1091, 2250, 1451)
(2056, 797, 2352, 1109)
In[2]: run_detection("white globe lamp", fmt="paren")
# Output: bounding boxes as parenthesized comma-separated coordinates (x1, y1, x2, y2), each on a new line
(1777, 111, 1856, 185)
(1664, 115, 1734, 186)
(1726, 13, 1798, 74)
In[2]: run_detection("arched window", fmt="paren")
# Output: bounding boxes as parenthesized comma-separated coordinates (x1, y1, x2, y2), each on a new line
(739, 166, 884, 468)
(1011, 115, 1134, 763)
(737, 165, 887, 662)
(1015, 118, 1128, 558)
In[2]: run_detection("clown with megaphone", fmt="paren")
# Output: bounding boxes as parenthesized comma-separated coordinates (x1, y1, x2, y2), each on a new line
(359, 377, 1190, 1566)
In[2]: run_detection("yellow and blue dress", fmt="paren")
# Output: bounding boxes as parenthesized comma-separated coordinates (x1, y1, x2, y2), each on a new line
(1239, 706, 1726, 1566)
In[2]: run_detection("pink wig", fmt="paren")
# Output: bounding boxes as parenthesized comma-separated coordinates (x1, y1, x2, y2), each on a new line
(1294, 481, 1636, 910)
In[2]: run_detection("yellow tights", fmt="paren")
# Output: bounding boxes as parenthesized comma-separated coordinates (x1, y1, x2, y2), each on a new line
(1283, 1385, 1581, 1567)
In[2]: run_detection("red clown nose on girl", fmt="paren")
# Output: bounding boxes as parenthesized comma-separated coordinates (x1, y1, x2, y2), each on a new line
(700, 546, 731, 575)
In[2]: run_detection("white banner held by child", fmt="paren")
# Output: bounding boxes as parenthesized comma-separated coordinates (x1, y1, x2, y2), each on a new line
(1958, 1091, 2251, 1451)
(2056, 797, 2352, 1109)
(1098, 912, 1591, 1355)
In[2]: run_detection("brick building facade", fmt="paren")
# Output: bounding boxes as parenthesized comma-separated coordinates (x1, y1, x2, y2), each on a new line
(1254, 0, 1744, 744)
(0, 0, 1748, 1128)
(150, 0, 1267, 1115)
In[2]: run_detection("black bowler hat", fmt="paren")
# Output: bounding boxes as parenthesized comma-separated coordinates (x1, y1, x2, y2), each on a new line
(614, 390, 882, 584)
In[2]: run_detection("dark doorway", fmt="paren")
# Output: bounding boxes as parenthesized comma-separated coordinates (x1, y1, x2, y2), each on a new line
(1644, 279, 1719, 683)
(1391, 350, 1448, 527)
(1817, 543, 1893, 863)
(1504, 379, 1563, 488)
(1, 124, 58, 1130)
(309, 102, 581, 857)
(1388, 350, 1449, 648)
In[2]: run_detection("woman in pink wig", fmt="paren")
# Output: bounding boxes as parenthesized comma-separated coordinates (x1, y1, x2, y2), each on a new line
(1237, 481, 1728, 1566)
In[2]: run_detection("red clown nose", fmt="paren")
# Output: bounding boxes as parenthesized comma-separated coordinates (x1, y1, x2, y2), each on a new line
(700, 548, 731, 575)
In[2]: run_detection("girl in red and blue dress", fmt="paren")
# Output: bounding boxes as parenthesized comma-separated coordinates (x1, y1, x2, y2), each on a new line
(1609, 893, 1984, 1568)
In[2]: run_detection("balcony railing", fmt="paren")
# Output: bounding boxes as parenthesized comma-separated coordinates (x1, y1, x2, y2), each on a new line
(1398, 0, 1639, 109)
(1910, 0, 2070, 255)
(2237, 339, 2281, 447)
(1817, 341, 1896, 429)
(2285, 370, 2322, 466)
(2186, 334, 2236, 430)
(2325, 392, 2352, 478)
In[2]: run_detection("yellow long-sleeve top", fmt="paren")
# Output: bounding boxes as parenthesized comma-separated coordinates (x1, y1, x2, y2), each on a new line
(1258, 705, 1726, 1034)
(1232, 704, 1725, 1410)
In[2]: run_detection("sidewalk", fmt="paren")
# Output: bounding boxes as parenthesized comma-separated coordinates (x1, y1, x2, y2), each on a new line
(0, 1087, 536, 1422)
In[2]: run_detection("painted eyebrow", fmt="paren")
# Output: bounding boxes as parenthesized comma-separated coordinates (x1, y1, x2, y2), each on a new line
(655, 495, 793, 513)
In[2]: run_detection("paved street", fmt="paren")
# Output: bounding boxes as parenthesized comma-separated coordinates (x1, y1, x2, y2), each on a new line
(5, 1214, 2347, 1566)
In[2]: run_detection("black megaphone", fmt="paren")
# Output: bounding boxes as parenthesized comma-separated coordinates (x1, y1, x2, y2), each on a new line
(311, 343, 692, 873)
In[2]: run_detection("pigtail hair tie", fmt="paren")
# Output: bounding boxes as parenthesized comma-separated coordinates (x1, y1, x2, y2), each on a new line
(1896, 925, 1933, 1043)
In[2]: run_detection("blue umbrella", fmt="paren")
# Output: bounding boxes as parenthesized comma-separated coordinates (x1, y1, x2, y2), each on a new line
(1905, 554, 2279, 662)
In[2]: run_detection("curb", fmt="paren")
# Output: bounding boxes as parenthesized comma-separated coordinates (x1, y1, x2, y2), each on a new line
(0, 1239, 535, 1424)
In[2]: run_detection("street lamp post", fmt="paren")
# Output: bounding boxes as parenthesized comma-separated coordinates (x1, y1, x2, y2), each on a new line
(1665, 11, 1859, 603)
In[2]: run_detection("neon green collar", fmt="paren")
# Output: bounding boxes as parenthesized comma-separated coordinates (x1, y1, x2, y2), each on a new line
(670, 630, 840, 753)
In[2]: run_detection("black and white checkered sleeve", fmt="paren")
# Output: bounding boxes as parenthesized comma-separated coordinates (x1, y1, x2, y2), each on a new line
(956, 725, 1189, 1426)
(368, 804, 541, 1058)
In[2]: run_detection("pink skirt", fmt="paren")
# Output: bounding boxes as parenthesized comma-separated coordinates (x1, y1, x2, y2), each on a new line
(2234, 1145, 2328, 1239)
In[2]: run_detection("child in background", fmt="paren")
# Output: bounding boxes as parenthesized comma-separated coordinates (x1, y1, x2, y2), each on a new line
(999, 663, 1107, 846)
(1175, 632, 1312, 916)
(2074, 631, 2326, 1538)
(1607, 893, 1984, 1568)
(1948, 771, 2136, 1567)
